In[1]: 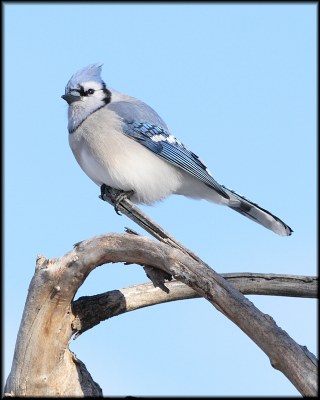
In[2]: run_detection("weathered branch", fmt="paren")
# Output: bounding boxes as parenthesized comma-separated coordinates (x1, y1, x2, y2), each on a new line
(222, 272, 317, 297)
(72, 274, 318, 336)
(99, 190, 318, 396)
(4, 254, 103, 397)
(5, 233, 318, 397)
(100, 188, 203, 263)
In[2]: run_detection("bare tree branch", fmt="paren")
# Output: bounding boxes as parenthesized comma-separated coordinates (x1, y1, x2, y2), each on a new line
(222, 272, 317, 297)
(100, 188, 204, 263)
(72, 273, 317, 336)
(5, 233, 317, 397)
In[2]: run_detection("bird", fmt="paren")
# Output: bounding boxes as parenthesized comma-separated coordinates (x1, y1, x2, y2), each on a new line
(62, 63, 292, 236)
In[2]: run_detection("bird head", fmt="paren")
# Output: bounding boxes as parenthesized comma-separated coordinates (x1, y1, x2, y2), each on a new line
(62, 63, 111, 107)
(62, 63, 112, 132)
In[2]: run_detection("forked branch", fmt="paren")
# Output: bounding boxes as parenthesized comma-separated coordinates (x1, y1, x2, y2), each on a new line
(4, 233, 318, 397)
(72, 274, 317, 336)
(4, 191, 318, 397)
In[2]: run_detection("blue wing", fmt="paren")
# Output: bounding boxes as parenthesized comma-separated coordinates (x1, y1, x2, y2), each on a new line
(107, 100, 229, 199)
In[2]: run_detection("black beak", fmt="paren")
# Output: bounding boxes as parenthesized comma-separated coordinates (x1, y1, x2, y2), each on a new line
(61, 94, 81, 104)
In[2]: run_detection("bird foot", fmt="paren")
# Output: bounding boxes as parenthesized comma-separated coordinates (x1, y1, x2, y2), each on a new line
(100, 184, 134, 215)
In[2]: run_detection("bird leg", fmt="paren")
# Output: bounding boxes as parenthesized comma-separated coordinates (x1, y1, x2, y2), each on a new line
(100, 184, 134, 215)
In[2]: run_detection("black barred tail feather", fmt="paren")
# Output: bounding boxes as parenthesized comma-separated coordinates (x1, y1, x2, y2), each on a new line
(222, 186, 293, 236)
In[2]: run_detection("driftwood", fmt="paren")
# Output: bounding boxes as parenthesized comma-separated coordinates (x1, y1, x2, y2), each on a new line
(71, 273, 317, 337)
(4, 191, 318, 397)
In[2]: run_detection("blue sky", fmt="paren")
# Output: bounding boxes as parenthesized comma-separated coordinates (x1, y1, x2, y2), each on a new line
(4, 3, 317, 396)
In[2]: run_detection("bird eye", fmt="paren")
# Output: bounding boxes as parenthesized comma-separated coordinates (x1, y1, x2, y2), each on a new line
(87, 89, 95, 95)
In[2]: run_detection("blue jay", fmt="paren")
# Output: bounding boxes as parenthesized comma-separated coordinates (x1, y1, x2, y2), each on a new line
(62, 63, 292, 236)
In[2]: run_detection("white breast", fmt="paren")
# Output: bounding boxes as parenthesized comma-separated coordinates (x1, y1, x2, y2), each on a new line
(69, 107, 183, 204)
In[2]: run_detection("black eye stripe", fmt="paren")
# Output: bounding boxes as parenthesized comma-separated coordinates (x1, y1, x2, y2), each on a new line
(71, 86, 86, 96)
(68, 86, 110, 104)
(72, 87, 102, 96)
